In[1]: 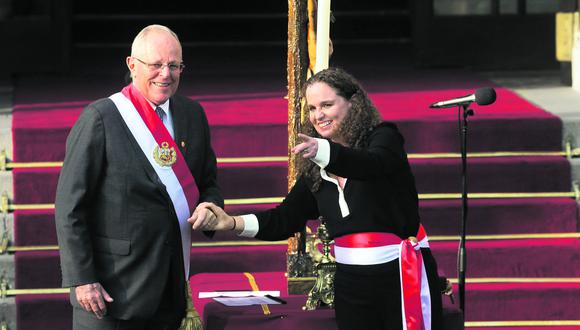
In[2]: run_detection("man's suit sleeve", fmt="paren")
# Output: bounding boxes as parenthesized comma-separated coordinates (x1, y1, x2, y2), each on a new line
(197, 106, 224, 208)
(55, 106, 105, 287)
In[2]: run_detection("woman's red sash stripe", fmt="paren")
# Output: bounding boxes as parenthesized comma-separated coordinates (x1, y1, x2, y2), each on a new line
(334, 224, 430, 330)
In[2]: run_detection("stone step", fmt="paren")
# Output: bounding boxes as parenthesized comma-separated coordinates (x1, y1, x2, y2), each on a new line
(11, 87, 564, 162)
(11, 156, 572, 205)
(12, 198, 578, 246)
(72, 11, 410, 46)
(12, 281, 580, 330)
(14, 238, 580, 289)
(73, 1, 406, 15)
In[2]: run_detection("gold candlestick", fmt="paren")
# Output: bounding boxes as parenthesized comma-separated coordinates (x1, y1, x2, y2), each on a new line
(303, 217, 336, 310)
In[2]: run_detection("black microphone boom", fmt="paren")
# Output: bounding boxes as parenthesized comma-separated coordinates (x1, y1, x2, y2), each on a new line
(430, 88, 496, 109)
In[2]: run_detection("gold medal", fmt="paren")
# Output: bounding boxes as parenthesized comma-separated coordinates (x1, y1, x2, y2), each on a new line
(153, 141, 177, 167)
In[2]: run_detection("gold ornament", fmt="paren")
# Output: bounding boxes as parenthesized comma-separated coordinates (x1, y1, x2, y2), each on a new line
(153, 142, 177, 167)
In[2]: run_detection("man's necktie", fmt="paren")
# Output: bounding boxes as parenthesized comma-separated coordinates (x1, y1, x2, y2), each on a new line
(155, 107, 165, 123)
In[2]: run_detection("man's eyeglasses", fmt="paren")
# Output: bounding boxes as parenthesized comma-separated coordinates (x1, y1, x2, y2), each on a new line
(133, 57, 185, 73)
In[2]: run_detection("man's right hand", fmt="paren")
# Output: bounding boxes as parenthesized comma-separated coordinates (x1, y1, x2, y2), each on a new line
(188, 202, 233, 231)
(75, 282, 114, 319)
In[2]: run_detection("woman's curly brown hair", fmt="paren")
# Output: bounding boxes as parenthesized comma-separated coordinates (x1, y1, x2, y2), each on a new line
(299, 67, 382, 192)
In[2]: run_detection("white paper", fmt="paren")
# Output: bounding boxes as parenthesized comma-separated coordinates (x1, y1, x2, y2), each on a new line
(213, 295, 284, 306)
(198, 290, 280, 298)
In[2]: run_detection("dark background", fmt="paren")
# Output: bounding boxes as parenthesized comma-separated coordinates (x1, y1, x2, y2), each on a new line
(0, 0, 570, 83)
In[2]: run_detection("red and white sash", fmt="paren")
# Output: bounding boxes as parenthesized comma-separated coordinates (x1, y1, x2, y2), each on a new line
(109, 84, 199, 279)
(334, 225, 431, 330)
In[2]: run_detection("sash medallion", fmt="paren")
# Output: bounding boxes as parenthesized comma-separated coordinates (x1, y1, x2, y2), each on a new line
(153, 141, 177, 167)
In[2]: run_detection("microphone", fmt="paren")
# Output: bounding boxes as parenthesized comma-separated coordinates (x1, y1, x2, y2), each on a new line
(429, 88, 496, 109)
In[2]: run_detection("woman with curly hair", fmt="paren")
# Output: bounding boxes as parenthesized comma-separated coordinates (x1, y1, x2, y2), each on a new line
(189, 67, 443, 330)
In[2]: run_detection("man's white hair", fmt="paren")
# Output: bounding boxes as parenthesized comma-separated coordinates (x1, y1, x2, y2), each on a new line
(131, 24, 181, 56)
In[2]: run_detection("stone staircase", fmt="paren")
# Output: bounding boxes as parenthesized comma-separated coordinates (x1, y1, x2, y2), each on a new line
(0, 3, 413, 329)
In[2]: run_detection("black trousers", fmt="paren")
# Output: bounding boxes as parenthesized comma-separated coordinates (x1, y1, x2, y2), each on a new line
(72, 308, 182, 330)
(72, 267, 185, 330)
(333, 253, 443, 330)
(334, 261, 403, 330)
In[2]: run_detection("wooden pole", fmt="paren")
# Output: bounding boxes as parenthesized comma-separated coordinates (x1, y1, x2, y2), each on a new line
(314, 0, 331, 72)
(287, 0, 309, 253)
(287, 0, 309, 192)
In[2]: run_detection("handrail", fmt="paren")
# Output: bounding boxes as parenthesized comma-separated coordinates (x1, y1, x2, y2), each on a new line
(2, 145, 579, 171)
(5, 232, 580, 253)
(2, 277, 579, 297)
(2, 188, 579, 214)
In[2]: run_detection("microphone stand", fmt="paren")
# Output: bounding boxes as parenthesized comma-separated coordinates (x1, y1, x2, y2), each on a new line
(458, 104, 474, 313)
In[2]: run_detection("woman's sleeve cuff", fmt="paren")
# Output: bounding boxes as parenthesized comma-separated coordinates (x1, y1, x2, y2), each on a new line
(239, 214, 259, 237)
(311, 138, 330, 168)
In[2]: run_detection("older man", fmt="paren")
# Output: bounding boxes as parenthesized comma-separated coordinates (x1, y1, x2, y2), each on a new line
(55, 25, 223, 330)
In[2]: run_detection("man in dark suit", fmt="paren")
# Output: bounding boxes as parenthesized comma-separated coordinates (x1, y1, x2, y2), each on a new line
(55, 25, 223, 330)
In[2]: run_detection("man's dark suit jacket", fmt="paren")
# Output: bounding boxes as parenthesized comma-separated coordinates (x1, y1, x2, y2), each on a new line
(55, 93, 223, 320)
